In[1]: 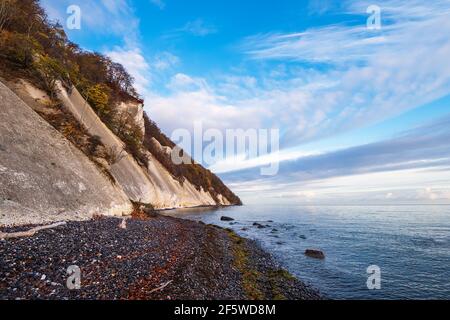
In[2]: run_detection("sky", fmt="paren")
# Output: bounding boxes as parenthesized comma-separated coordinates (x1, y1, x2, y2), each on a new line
(41, 0, 450, 205)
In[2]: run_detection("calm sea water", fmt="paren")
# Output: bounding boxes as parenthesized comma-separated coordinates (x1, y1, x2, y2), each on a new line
(165, 204, 450, 300)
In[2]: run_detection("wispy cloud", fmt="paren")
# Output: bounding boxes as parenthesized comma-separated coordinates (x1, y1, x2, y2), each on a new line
(148, 0, 450, 157)
(243, 0, 450, 64)
(231, 0, 450, 146)
(163, 19, 218, 39)
(222, 114, 450, 203)
(307, 0, 343, 16)
(153, 52, 180, 71)
(150, 0, 166, 10)
(182, 19, 217, 36)
(41, 0, 141, 46)
(224, 115, 450, 178)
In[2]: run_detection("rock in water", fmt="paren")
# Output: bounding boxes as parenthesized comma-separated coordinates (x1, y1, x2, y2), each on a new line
(221, 216, 235, 221)
(305, 249, 325, 260)
(253, 222, 266, 229)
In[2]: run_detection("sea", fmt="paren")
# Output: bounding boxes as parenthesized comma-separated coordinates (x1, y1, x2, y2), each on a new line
(165, 204, 450, 300)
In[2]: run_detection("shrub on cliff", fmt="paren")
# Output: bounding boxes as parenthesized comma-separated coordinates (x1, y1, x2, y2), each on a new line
(85, 84, 112, 119)
(114, 111, 148, 167)
(0, 31, 41, 68)
(33, 54, 66, 98)
(0, 0, 16, 31)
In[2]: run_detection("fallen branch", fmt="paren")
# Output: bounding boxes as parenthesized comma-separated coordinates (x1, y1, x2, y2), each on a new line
(0, 222, 67, 240)
(149, 280, 173, 295)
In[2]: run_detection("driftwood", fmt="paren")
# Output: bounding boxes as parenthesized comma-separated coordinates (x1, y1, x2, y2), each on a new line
(149, 280, 173, 295)
(0, 222, 67, 239)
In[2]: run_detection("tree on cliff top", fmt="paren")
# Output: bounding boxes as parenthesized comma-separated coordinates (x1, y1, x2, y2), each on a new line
(0, 0, 147, 166)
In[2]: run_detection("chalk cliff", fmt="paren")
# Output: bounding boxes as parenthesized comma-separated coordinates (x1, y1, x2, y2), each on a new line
(0, 82, 133, 226)
(0, 78, 240, 226)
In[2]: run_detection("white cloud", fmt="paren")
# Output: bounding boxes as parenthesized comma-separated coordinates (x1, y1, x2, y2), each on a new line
(164, 19, 218, 38)
(182, 19, 217, 36)
(233, 167, 450, 205)
(209, 149, 320, 174)
(145, 77, 261, 136)
(153, 52, 180, 71)
(167, 73, 203, 91)
(416, 187, 450, 201)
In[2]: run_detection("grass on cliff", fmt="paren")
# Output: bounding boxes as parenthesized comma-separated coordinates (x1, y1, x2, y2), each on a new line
(225, 228, 296, 300)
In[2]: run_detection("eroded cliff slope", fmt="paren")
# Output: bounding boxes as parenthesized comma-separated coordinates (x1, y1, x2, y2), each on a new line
(0, 78, 240, 225)
(0, 82, 133, 226)
(0, 0, 240, 226)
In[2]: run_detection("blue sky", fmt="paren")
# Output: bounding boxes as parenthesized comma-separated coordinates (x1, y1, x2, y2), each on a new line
(41, 0, 450, 204)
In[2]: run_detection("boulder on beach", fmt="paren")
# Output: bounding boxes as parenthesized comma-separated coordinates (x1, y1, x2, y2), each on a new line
(221, 216, 235, 222)
(305, 249, 325, 260)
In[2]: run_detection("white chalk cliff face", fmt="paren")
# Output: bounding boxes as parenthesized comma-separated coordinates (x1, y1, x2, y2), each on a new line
(53, 82, 233, 208)
(0, 79, 235, 226)
(0, 82, 133, 226)
(117, 100, 145, 136)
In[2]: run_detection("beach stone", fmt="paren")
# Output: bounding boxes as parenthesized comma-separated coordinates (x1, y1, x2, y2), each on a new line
(305, 249, 325, 260)
(253, 223, 266, 229)
(221, 216, 235, 222)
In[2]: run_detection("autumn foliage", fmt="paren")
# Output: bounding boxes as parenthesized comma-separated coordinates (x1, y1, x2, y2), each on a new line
(0, 0, 148, 163)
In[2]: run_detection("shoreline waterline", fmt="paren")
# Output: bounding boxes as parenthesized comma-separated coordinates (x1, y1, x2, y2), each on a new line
(165, 204, 450, 300)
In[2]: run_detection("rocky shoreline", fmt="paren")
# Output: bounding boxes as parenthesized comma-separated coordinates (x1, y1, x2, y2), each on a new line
(0, 214, 322, 300)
